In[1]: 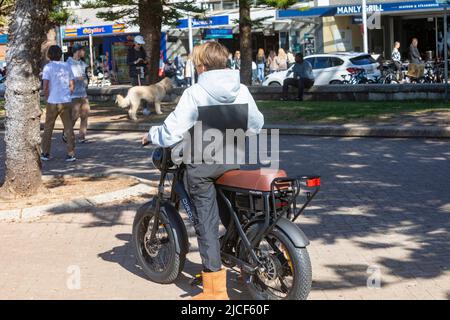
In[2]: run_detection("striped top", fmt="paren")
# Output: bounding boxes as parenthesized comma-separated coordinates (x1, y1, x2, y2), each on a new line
(392, 48, 401, 62)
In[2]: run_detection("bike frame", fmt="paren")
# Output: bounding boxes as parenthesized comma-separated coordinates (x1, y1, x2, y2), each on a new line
(148, 162, 320, 275)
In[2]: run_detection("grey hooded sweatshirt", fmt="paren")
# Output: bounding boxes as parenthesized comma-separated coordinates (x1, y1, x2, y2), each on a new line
(149, 69, 264, 147)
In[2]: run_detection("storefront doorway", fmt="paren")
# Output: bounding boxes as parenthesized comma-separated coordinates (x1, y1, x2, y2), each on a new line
(395, 16, 440, 61)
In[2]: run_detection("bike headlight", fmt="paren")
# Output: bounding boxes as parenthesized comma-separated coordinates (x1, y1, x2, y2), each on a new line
(151, 147, 174, 171)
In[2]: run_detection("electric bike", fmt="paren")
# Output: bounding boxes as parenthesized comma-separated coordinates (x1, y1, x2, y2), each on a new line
(132, 147, 320, 300)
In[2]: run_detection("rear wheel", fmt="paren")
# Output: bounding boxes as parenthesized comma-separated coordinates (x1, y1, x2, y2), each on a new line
(132, 203, 187, 284)
(239, 224, 312, 300)
(329, 80, 343, 85)
(269, 82, 281, 87)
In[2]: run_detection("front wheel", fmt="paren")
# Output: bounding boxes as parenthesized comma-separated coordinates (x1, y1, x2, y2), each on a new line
(239, 225, 312, 300)
(132, 201, 187, 284)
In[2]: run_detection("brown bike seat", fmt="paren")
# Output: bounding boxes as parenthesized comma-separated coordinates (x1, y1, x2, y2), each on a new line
(216, 169, 287, 192)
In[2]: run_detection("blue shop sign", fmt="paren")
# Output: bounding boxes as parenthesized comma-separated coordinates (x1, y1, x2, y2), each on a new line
(0, 34, 8, 44)
(77, 25, 114, 37)
(204, 28, 233, 39)
(178, 15, 229, 29)
(278, 1, 443, 19)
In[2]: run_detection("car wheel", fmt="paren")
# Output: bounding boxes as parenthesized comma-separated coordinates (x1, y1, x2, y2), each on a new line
(269, 82, 281, 87)
(329, 80, 343, 85)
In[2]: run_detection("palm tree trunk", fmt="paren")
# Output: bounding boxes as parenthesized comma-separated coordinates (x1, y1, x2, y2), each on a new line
(1, 0, 51, 198)
(139, 0, 163, 85)
(239, 0, 252, 86)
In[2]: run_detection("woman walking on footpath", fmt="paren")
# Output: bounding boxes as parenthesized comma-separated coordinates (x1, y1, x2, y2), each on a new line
(66, 44, 90, 144)
(267, 50, 278, 73)
(256, 48, 266, 83)
(276, 48, 288, 71)
(40, 45, 76, 162)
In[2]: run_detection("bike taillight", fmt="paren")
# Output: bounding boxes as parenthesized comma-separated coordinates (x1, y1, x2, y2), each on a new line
(306, 177, 321, 187)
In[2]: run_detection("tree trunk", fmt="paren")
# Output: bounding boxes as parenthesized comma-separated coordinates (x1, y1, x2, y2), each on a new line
(239, 0, 252, 86)
(139, 0, 163, 85)
(1, 0, 51, 198)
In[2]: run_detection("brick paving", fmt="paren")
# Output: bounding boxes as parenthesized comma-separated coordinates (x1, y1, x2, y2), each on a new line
(0, 132, 449, 299)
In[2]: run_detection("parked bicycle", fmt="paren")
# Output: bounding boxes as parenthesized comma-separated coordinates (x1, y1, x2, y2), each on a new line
(377, 61, 400, 84)
(341, 68, 374, 84)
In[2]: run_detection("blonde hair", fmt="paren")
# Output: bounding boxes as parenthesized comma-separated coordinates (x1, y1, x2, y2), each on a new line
(257, 48, 265, 59)
(192, 42, 229, 71)
(278, 48, 287, 59)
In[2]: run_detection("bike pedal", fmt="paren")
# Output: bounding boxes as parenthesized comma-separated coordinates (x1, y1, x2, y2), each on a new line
(190, 274, 202, 286)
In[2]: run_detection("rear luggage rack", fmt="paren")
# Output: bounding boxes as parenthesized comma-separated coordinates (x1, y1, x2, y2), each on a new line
(271, 175, 321, 223)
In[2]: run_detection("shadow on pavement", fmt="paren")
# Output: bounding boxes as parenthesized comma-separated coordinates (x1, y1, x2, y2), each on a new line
(287, 137, 450, 291)
(97, 232, 249, 299)
(1, 132, 450, 296)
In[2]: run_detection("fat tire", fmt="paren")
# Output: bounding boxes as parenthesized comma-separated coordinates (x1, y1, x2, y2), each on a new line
(132, 204, 186, 284)
(240, 225, 312, 300)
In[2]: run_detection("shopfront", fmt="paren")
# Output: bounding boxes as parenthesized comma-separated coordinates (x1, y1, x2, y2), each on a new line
(63, 24, 167, 84)
(278, 0, 447, 60)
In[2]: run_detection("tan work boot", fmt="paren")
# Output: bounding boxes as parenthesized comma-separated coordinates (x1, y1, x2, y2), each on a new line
(192, 269, 230, 300)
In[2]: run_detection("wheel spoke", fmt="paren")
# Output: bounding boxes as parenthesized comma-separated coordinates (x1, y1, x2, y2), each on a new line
(138, 215, 173, 273)
(277, 275, 289, 294)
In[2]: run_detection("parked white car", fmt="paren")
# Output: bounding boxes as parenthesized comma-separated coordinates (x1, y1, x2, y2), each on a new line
(262, 52, 381, 86)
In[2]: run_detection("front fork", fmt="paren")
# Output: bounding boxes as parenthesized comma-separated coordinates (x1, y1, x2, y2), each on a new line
(149, 166, 197, 243)
(146, 171, 167, 243)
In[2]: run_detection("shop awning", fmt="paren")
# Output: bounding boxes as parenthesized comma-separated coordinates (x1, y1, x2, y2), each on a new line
(171, 7, 277, 31)
(277, 0, 445, 19)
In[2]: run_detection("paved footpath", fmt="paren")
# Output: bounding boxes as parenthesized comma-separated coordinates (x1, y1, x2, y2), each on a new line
(0, 131, 449, 299)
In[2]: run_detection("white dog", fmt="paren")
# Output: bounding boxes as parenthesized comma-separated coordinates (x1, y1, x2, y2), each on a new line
(116, 77, 173, 120)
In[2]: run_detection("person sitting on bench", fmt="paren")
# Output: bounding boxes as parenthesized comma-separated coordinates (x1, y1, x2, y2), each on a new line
(281, 53, 315, 101)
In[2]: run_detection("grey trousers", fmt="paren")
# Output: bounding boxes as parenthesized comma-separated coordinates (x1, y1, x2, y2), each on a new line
(184, 163, 239, 272)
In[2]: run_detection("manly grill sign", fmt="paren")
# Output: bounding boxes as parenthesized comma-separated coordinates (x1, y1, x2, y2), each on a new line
(336, 4, 383, 15)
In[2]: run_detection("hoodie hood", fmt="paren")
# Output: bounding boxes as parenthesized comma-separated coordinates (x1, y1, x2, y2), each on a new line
(197, 69, 241, 103)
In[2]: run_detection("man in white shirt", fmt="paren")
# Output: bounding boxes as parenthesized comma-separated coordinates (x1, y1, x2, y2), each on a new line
(41, 45, 76, 162)
(67, 44, 90, 143)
